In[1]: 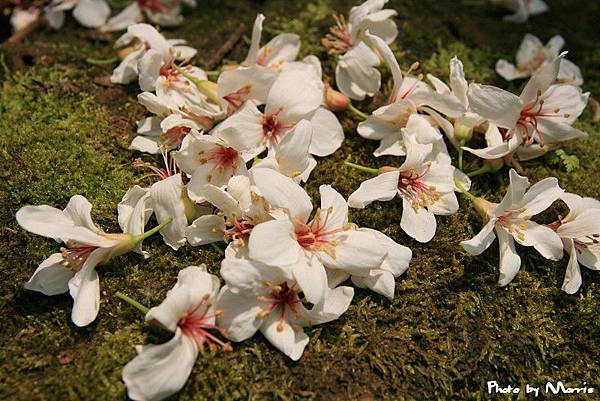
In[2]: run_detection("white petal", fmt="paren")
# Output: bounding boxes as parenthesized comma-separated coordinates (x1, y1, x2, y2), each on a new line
(362, 229, 412, 276)
(292, 254, 328, 305)
(185, 215, 225, 246)
(520, 54, 563, 105)
(146, 266, 220, 332)
(248, 219, 302, 267)
(516, 176, 563, 216)
(318, 230, 386, 274)
(400, 198, 436, 243)
(216, 286, 262, 342)
(63, 194, 98, 232)
(72, 0, 110, 28)
(318, 185, 348, 229)
(561, 238, 582, 294)
(138, 50, 163, 92)
(243, 13, 265, 66)
(335, 43, 381, 100)
(259, 311, 309, 361)
(69, 248, 108, 327)
(461, 220, 497, 256)
(25, 253, 74, 296)
(260, 33, 301, 66)
(306, 108, 344, 157)
(467, 83, 522, 129)
(347, 171, 400, 209)
(266, 69, 322, 122)
(122, 329, 198, 401)
(495, 60, 530, 81)
(150, 174, 188, 250)
(514, 221, 563, 261)
(304, 286, 354, 323)
(250, 168, 313, 222)
(352, 272, 395, 300)
(556, 209, 600, 239)
(496, 227, 521, 286)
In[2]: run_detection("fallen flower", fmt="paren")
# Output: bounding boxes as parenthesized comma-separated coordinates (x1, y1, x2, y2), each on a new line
(17, 195, 171, 326)
(122, 265, 230, 401)
(460, 169, 564, 286)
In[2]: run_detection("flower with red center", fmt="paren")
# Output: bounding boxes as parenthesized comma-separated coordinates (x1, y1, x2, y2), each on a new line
(17, 195, 171, 326)
(552, 193, 600, 294)
(248, 169, 387, 305)
(349, 119, 463, 243)
(261, 108, 293, 145)
(217, 259, 355, 360)
(174, 133, 248, 202)
(496, 34, 583, 85)
(123, 266, 230, 401)
(242, 13, 300, 69)
(467, 53, 589, 164)
(461, 169, 564, 286)
(138, 0, 166, 14)
(185, 175, 271, 249)
(222, 84, 252, 113)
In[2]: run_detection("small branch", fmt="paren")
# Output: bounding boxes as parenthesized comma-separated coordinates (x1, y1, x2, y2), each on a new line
(211, 243, 225, 256)
(467, 164, 493, 177)
(86, 56, 119, 65)
(205, 23, 246, 70)
(347, 102, 368, 120)
(344, 160, 379, 175)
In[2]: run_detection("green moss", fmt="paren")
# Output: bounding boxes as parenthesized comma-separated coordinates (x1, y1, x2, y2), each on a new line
(1, 0, 600, 400)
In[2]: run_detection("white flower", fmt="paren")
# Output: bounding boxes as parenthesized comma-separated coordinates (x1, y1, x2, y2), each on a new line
(327, 228, 412, 300)
(496, 34, 583, 85)
(122, 265, 228, 401)
(461, 169, 564, 286)
(247, 169, 387, 305)
(349, 117, 464, 243)
(213, 68, 341, 157)
(111, 23, 197, 85)
(242, 13, 300, 69)
(466, 54, 589, 162)
(357, 33, 464, 157)
(426, 57, 485, 145)
(173, 130, 249, 201)
(131, 113, 201, 154)
(16, 195, 151, 326)
(551, 193, 600, 294)
(217, 253, 354, 360)
(251, 119, 317, 183)
(490, 0, 549, 22)
(102, 0, 196, 32)
(323, 0, 398, 100)
(121, 154, 201, 250)
(44, 0, 110, 30)
(185, 175, 271, 248)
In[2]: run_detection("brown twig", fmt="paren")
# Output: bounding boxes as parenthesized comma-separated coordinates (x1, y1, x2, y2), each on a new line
(6, 14, 44, 44)
(205, 23, 246, 70)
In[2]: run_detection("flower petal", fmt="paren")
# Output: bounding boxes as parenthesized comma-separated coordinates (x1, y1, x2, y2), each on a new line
(185, 215, 225, 246)
(561, 238, 582, 294)
(401, 198, 436, 243)
(347, 171, 400, 209)
(122, 328, 198, 401)
(216, 286, 262, 342)
(248, 219, 302, 267)
(497, 227, 521, 286)
(25, 253, 74, 296)
(461, 220, 497, 256)
(467, 83, 522, 129)
(259, 311, 309, 361)
(69, 248, 108, 327)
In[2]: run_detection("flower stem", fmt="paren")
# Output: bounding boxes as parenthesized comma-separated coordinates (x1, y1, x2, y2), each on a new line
(347, 102, 368, 120)
(116, 292, 149, 315)
(205, 70, 220, 77)
(133, 217, 172, 244)
(172, 64, 221, 104)
(86, 56, 119, 65)
(458, 139, 465, 171)
(211, 243, 225, 256)
(454, 178, 478, 203)
(344, 161, 379, 175)
(467, 164, 493, 177)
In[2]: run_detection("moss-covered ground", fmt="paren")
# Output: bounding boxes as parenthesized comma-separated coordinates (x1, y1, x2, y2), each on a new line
(1, 0, 599, 399)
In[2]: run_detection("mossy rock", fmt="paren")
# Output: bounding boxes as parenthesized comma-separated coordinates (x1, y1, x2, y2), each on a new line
(1, 0, 599, 400)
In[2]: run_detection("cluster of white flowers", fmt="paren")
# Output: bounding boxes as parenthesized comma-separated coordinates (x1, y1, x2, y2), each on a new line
(14, 1, 599, 400)
(8, 0, 195, 33)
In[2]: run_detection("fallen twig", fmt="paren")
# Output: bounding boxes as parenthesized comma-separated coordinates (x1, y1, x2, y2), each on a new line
(205, 23, 246, 70)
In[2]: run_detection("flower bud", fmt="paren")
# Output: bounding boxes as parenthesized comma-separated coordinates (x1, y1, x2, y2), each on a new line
(194, 80, 220, 105)
(324, 84, 350, 111)
(454, 121, 473, 142)
(104, 233, 138, 260)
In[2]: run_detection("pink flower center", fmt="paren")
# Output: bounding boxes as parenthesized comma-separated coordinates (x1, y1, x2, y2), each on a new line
(206, 145, 240, 171)
(262, 109, 293, 145)
(397, 167, 439, 209)
(322, 14, 352, 55)
(497, 208, 529, 241)
(178, 295, 231, 352)
(133, 150, 178, 181)
(517, 90, 570, 147)
(161, 126, 190, 147)
(60, 243, 98, 272)
(294, 208, 342, 257)
(223, 85, 252, 114)
(138, 0, 166, 14)
(256, 282, 303, 332)
(224, 216, 255, 245)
